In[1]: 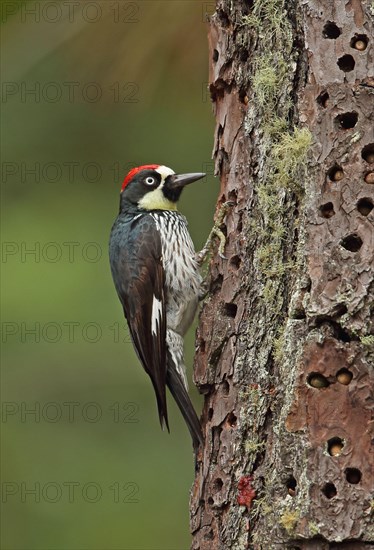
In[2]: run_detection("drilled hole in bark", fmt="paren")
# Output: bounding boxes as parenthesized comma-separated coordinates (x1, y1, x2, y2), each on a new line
(345, 468, 362, 484)
(228, 189, 237, 202)
(286, 476, 297, 490)
(307, 372, 329, 388)
(217, 9, 230, 27)
(335, 111, 358, 129)
(317, 90, 329, 107)
(323, 21, 341, 39)
(222, 379, 230, 396)
(340, 233, 363, 252)
(319, 202, 335, 218)
(322, 482, 337, 499)
(364, 171, 374, 184)
(334, 303, 348, 317)
(334, 323, 352, 342)
(350, 34, 368, 51)
(357, 197, 373, 216)
(213, 478, 223, 492)
(240, 50, 249, 62)
(212, 49, 219, 62)
(239, 88, 249, 104)
(210, 83, 225, 102)
(337, 54, 355, 72)
(328, 165, 344, 182)
(286, 476, 297, 496)
(362, 144, 374, 163)
(336, 368, 353, 385)
(227, 412, 237, 427)
(208, 407, 213, 421)
(292, 307, 306, 320)
(230, 255, 241, 269)
(314, 318, 352, 342)
(199, 338, 206, 353)
(327, 437, 344, 456)
(225, 302, 237, 318)
(208, 496, 214, 505)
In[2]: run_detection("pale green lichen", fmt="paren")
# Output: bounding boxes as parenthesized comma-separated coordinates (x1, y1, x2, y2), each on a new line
(257, 127, 311, 324)
(273, 326, 286, 364)
(244, 0, 312, 324)
(245, 439, 266, 454)
(308, 521, 320, 536)
(360, 335, 374, 346)
(242, 0, 292, 43)
(250, 494, 273, 524)
(253, 61, 288, 113)
(279, 509, 300, 534)
(272, 128, 312, 191)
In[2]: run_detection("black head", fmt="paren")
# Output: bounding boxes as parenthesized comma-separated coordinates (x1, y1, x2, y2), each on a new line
(119, 164, 205, 212)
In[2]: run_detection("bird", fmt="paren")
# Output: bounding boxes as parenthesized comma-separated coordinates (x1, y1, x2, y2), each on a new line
(109, 164, 206, 449)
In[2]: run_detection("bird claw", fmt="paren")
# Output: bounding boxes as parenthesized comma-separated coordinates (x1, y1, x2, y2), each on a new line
(198, 281, 209, 300)
(196, 201, 234, 265)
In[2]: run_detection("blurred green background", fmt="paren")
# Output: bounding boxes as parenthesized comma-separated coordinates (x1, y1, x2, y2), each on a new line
(1, 1, 217, 548)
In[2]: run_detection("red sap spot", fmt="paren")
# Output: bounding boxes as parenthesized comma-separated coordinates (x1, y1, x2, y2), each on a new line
(237, 475, 256, 509)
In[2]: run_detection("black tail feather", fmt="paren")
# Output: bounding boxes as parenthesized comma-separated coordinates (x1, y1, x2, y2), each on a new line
(153, 386, 170, 433)
(166, 356, 204, 450)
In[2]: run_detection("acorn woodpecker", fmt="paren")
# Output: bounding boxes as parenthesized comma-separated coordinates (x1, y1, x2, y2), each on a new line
(109, 164, 205, 449)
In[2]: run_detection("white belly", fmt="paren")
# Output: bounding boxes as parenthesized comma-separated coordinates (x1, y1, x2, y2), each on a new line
(151, 211, 201, 335)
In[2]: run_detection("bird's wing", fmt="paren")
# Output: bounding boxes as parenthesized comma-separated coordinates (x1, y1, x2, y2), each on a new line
(109, 215, 168, 430)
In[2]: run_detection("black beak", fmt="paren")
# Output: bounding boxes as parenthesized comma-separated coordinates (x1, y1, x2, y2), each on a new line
(167, 172, 206, 189)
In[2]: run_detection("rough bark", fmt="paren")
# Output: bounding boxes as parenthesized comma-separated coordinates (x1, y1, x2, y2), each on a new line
(191, 1, 373, 549)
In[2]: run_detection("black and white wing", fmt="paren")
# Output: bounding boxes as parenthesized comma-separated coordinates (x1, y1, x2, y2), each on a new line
(109, 214, 169, 430)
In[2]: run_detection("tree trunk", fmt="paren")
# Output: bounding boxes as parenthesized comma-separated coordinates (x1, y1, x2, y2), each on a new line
(190, 1, 373, 548)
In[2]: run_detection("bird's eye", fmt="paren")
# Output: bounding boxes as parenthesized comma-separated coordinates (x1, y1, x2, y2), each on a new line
(145, 177, 155, 185)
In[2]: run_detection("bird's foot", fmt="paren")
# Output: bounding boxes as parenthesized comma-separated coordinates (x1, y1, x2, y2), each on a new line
(195, 201, 234, 265)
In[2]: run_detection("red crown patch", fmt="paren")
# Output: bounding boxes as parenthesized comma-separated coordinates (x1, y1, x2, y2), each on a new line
(121, 164, 160, 191)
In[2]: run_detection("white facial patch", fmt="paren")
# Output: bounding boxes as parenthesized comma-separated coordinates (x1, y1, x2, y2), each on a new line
(138, 165, 177, 211)
(151, 295, 163, 336)
(155, 165, 175, 188)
